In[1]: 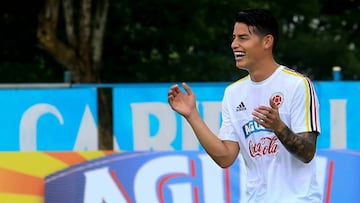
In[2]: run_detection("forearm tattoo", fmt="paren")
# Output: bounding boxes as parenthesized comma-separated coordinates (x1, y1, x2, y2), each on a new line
(275, 126, 318, 163)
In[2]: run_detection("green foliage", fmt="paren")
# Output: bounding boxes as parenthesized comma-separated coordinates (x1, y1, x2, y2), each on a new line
(0, 0, 359, 82)
(0, 0, 65, 82)
(102, 0, 360, 82)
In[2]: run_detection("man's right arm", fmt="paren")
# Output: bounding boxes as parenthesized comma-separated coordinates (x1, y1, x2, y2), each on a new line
(185, 109, 240, 168)
(168, 82, 239, 168)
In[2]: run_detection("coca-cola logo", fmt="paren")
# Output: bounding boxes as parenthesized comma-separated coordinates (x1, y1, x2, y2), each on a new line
(249, 136, 279, 157)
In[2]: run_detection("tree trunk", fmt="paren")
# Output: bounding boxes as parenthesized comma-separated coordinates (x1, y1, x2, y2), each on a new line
(98, 88, 113, 149)
(37, 0, 112, 149)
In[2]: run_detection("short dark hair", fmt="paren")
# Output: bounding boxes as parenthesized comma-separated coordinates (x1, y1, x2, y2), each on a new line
(235, 9, 279, 49)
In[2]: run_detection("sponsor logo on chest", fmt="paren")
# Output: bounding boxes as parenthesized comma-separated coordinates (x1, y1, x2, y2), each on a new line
(249, 136, 279, 157)
(242, 120, 272, 138)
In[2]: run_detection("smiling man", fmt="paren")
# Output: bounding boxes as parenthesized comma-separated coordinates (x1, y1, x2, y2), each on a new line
(168, 8, 321, 203)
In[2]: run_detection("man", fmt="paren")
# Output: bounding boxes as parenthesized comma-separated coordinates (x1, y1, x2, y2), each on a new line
(167, 8, 321, 202)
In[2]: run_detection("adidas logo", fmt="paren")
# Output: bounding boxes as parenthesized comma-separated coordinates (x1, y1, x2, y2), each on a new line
(236, 101, 246, 111)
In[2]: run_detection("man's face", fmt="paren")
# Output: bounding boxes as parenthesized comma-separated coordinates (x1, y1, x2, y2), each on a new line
(231, 22, 265, 70)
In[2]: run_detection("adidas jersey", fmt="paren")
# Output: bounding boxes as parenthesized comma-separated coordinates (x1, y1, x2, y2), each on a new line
(219, 66, 321, 203)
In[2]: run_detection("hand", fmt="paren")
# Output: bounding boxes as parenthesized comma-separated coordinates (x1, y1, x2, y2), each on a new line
(252, 98, 286, 133)
(168, 82, 197, 118)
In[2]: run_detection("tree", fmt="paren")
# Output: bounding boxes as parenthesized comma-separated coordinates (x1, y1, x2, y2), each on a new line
(1, 0, 360, 149)
(100, 0, 360, 82)
(37, 0, 112, 149)
(37, 0, 108, 82)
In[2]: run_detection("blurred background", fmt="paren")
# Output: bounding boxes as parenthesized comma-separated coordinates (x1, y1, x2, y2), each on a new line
(2, 0, 359, 150)
(1, 1, 360, 202)
(1, 0, 360, 84)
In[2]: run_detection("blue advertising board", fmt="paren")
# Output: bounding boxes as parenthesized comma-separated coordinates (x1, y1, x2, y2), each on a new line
(113, 82, 360, 151)
(44, 150, 359, 203)
(0, 88, 98, 151)
(113, 83, 227, 151)
(45, 151, 242, 203)
(315, 82, 360, 149)
(316, 149, 360, 202)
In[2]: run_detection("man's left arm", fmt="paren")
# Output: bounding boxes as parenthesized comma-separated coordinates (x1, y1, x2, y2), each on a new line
(252, 98, 319, 163)
(274, 124, 318, 163)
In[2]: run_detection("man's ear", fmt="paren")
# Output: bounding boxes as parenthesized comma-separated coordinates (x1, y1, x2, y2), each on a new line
(263, 34, 274, 50)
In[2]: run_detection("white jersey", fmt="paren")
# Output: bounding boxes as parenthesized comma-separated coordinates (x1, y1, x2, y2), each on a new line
(219, 66, 321, 203)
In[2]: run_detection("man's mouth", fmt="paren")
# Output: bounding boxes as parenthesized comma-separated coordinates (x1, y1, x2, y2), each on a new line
(234, 51, 245, 59)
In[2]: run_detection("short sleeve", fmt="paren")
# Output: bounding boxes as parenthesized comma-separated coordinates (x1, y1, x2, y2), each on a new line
(290, 78, 321, 134)
(218, 88, 240, 142)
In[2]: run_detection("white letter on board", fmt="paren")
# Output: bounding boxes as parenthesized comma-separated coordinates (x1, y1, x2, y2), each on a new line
(83, 167, 128, 203)
(134, 156, 190, 202)
(202, 102, 222, 136)
(19, 103, 64, 151)
(330, 99, 347, 148)
(131, 103, 176, 150)
(74, 105, 98, 150)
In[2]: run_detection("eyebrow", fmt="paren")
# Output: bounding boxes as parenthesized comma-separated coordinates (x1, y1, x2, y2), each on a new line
(233, 34, 250, 37)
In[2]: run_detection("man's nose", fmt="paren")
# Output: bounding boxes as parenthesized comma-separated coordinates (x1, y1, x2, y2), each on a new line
(231, 39, 238, 49)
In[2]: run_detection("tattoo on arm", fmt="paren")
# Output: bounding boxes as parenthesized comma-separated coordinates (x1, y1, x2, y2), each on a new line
(275, 126, 318, 163)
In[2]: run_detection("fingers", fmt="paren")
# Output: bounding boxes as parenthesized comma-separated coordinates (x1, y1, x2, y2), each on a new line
(168, 84, 178, 102)
(168, 82, 192, 97)
(269, 98, 278, 109)
(252, 104, 277, 126)
(253, 116, 266, 126)
(168, 84, 179, 95)
(252, 109, 269, 124)
(167, 82, 190, 100)
(253, 106, 270, 117)
(182, 82, 193, 95)
(254, 103, 278, 116)
(253, 102, 281, 129)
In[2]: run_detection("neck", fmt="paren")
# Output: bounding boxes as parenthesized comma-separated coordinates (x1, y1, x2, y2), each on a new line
(248, 58, 279, 82)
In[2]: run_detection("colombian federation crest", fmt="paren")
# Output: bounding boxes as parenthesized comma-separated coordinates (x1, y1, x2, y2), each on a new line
(271, 92, 284, 107)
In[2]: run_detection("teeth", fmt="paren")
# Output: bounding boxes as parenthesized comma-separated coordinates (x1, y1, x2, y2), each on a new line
(234, 51, 245, 57)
